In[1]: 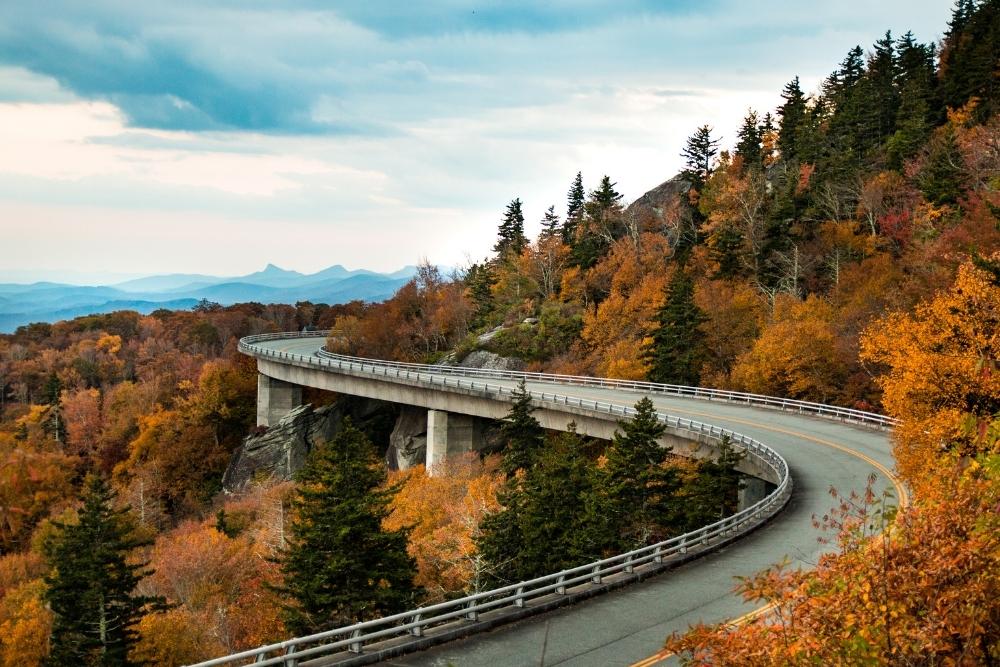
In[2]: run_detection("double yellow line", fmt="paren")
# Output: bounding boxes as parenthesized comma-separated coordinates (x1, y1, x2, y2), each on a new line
(628, 409, 908, 667)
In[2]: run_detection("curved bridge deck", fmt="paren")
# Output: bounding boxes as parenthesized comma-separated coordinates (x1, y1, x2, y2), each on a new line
(226, 334, 898, 667)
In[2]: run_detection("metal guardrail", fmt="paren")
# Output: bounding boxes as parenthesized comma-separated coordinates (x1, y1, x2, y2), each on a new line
(186, 332, 801, 667)
(240, 330, 896, 430)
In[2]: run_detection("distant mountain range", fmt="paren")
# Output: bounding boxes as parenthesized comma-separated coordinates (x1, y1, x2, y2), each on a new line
(0, 264, 423, 333)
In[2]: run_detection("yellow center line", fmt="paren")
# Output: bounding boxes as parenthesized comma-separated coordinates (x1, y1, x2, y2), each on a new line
(627, 409, 907, 667)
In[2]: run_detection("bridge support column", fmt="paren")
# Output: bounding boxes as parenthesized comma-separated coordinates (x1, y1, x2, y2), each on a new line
(257, 374, 303, 427)
(738, 476, 770, 512)
(426, 410, 479, 475)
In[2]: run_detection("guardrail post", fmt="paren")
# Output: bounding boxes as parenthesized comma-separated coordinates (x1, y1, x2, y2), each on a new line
(653, 546, 663, 564)
(591, 565, 602, 584)
(556, 575, 566, 594)
(624, 555, 633, 574)
(515, 586, 525, 608)
(701, 529, 710, 546)
(349, 629, 363, 654)
(408, 614, 423, 637)
(464, 601, 479, 621)
(679, 537, 687, 555)
(256, 652, 268, 663)
(282, 644, 298, 667)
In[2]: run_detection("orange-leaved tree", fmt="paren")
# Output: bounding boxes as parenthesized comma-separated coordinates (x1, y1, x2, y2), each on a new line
(385, 455, 503, 601)
(665, 257, 1000, 664)
(860, 256, 1000, 487)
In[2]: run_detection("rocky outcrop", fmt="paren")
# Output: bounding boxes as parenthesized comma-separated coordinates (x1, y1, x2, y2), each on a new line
(223, 404, 338, 492)
(624, 173, 692, 225)
(454, 349, 526, 371)
(385, 406, 428, 470)
(223, 397, 397, 492)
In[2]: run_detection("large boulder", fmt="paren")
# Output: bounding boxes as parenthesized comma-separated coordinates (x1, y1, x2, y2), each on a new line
(385, 406, 428, 471)
(624, 174, 692, 226)
(455, 349, 526, 372)
(223, 404, 339, 492)
(223, 397, 395, 492)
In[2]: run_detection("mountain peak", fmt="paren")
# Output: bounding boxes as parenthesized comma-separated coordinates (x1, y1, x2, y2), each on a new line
(261, 263, 288, 273)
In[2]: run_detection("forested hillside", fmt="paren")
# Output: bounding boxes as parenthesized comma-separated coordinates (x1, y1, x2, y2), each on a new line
(0, 1, 997, 664)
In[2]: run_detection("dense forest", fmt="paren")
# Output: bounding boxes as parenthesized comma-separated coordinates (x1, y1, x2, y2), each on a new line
(0, 1, 998, 663)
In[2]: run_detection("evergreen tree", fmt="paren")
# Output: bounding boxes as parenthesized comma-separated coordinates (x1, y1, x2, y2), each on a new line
(939, 0, 1000, 119)
(498, 380, 546, 478)
(571, 175, 624, 269)
(708, 225, 746, 279)
(734, 109, 763, 170)
(43, 372, 62, 405)
(603, 398, 681, 549)
(888, 31, 938, 168)
(864, 31, 900, 147)
(43, 474, 163, 666)
(275, 421, 418, 635)
(479, 428, 606, 584)
(776, 76, 808, 162)
(494, 198, 527, 257)
(680, 438, 745, 531)
(645, 269, 706, 386)
(681, 125, 721, 188)
(464, 262, 496, 329)
(918, 123, 967, 206)
(585, 175, 624, 222)
(563, 171, 586, 243)
(825, 45, 868, 165)
(540, 205, 560, 239)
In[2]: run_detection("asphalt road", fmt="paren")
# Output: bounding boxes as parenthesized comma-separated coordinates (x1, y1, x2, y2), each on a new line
(251, 337, 900, 667)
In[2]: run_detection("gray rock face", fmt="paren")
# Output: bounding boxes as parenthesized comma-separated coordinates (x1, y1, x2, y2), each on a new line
(223, 403, 346, 492)
(624, 174, 692, 225)
(385, 406, 428, 471)
(456, 349, 526, 371)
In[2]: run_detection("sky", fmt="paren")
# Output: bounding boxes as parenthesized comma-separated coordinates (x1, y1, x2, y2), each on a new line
(0, 1, 953, 284)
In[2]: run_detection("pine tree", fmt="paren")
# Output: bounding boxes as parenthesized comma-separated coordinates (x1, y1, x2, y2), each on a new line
(479, 427, 607, 584)
(540, 205, 560, 239)
(940, 0, 1000, 119)
(680, 438, 745, 531)
(645, 269, 706, 386)
(708, 224, 746, 280)
(734, 109, 763, 170)
(275, 421, 418, 635)
(603, 398, 681, 549)
(918, 123, 967, 206)
(493, 198, 527, 257)
(515, 428, 606, 576)
(464, 262, 496, 329)
(825, 45, 868, 164)
(43, 474, 163, 666)
(498, 380, 546, 478)
(888, 32, 938, 168)
(585, 175, 624, 221)
(571, 175, 624, 269)
(563, 171, 586, 243)
(681, 125, 721, 188)
(865, 31, 899, 147)
(776, 76, 807, 162)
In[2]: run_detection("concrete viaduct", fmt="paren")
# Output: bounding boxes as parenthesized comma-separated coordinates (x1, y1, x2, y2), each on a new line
(226, 331, 902, 667)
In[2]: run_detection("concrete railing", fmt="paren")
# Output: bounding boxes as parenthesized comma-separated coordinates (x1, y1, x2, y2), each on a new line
(190, 332, 800, 666)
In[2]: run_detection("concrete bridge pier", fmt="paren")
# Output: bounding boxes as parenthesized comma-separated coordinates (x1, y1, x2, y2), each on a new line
(257, 374, 303, 427)
(738, 476, 771, 511)
(426, 409, 482, 475)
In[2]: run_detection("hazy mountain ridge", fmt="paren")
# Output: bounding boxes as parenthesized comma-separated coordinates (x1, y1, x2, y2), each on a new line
(0, 263, 422, 332)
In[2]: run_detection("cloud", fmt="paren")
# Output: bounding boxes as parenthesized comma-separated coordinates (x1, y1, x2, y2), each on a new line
(0, 1, 951, 134)
(0, 1, 956, 281)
